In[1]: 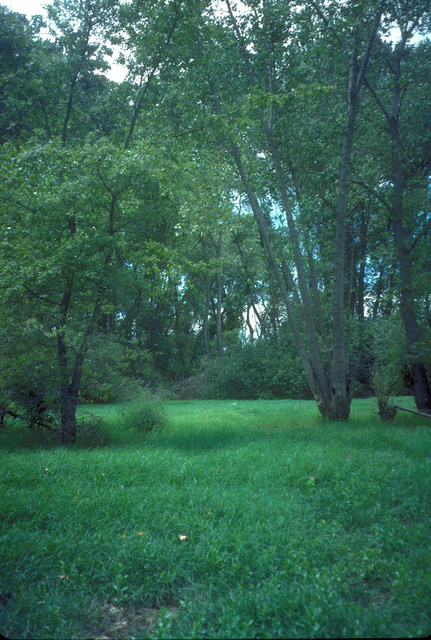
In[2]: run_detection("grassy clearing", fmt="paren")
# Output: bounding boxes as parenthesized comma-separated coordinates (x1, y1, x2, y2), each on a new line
(1, 397, 431, 639)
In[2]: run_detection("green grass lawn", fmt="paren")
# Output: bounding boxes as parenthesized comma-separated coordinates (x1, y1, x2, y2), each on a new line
(1, 398, 431, 639)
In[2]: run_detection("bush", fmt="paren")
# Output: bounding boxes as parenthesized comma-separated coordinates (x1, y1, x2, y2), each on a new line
(175, 371, 210, 400)
(370, 317, 408, 419)
(203, 340, 311, 400)
(113, 392, 167, 434)
(80, 336, 153, 404)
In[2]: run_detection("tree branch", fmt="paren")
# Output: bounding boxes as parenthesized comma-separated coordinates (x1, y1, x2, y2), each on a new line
(22, 284, 59, 306)
(364, 76, 391, 124)
(356, 11, 382, 95)
(123, 1, 181, 150)
(393, 404, 431, 419)
(350, 177, 392, 214)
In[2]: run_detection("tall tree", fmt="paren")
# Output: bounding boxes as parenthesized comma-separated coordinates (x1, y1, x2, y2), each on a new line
(174, 0, 383, 418)
(0, 0, 187, 442)
(362, 4, 431, 412)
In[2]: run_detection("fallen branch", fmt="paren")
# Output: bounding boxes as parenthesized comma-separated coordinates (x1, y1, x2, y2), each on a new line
(393, 405, 431, 420)
(0, 409, 60, 433)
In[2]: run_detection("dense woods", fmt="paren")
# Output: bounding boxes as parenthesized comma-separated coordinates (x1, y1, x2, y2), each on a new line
(1, 0, 430, 443)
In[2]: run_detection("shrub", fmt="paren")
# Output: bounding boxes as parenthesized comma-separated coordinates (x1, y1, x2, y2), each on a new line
(370, 317, 408, 419)
(203, 340, 311, 400)
(114, 392, 167, 434)
(175, 371, 210, 400)
(80, 336, 153, 404)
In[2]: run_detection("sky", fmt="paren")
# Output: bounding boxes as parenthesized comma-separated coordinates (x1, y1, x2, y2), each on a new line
(4, 0, 128, 81)
(4, 0, 50, 17)
(4, 0, 425, 77)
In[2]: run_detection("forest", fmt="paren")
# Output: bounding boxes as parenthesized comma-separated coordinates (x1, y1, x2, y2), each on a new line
(1, 3, 431, 637)
(1, 0, 431, 444)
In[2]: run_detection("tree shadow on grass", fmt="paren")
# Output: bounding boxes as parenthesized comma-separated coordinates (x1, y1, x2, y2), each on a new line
(147, 426, 289, 452)
(0, 419, 111, 451)
(2, 401, 428, 456)
(141, 415, 431, 460)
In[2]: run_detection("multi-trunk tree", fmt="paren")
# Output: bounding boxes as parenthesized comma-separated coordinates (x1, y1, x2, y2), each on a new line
(170, 0, 385, 419)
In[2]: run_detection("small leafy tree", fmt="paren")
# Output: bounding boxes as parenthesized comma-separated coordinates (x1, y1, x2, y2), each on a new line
(370, 318, 407, 420)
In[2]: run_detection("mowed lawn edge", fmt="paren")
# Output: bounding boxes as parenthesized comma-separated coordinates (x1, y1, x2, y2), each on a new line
(1, 398, 430, 639)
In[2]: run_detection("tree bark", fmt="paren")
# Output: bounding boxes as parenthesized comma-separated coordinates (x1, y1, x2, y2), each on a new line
(390, 123, 431, 411)
(57, 275, 76, 444)
(246, 304, 254, 342)
(356, 206, 369, 318)
(394, 404, 431, 420)
(214, 234, 223, 357)
(201, 235, 211, 356)
(328, 44, 359, 419)
(227, 137, 331, 410)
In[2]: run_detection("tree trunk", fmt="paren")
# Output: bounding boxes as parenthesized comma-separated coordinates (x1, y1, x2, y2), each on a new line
(372, 262, 384, 318)
(392, 207, 431, 412)
(215, 235, 223, 357)
(364, 22, 431, 413)
(328, 45, 360, 420)
(246, 304, 254, 342)
(269, 276, 278, 342)
(307, 240, 329, 351)
(59, 384, 78, 445)
(56, 273, 100, 445)
(217, 1, 380, 419)
(59, 344, 88, 445)
(203, 269, 211, 356)
(346, 228, 356, 316)
(251, 300, 266, 338)
(201, 235, 211, 356)
(356, 206, 369, 318)
(227, 138, 332, 412)
(0, 404, 6, 429)
(57, 276, 76, 444)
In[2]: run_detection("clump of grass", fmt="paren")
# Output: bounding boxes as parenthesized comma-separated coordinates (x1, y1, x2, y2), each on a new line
(78, 392, 167, 447)
(114, 394, 167, 434)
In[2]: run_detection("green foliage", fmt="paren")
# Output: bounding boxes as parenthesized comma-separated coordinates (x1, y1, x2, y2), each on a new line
(107, 393, 167, 436)
(0, 134, 179, 440)
(371, 317, 408, 418)
(204, 338, 311, 400)
(0, 6, 41, 143)
(1, 0, 431, 430)
(80, 336, 152, 404)
(1, 399, 430, 638)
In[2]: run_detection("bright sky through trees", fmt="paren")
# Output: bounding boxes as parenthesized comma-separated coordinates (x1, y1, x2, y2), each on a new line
(5, 0, 127, 80)
(5, 0, 50, 17)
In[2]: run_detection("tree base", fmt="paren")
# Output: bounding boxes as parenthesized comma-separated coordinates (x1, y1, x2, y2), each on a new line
(378, 400, 396, 421)
(317, 391, 351, 421)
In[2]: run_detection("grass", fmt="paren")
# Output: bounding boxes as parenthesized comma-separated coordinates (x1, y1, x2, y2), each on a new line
(1, 397, 431, 639)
